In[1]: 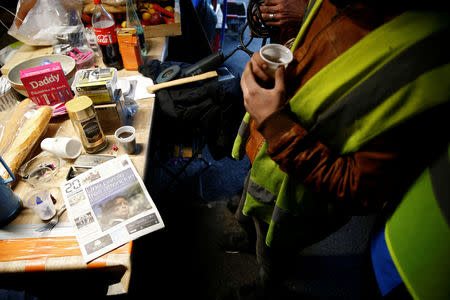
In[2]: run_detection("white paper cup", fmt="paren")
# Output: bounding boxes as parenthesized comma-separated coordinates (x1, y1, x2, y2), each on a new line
(23, 187, 56, 220)
(115, 126, 136, 154)
(41, 137, 82, 159)
(259, 44, 294, 78)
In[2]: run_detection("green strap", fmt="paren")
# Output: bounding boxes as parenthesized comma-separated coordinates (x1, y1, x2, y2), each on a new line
(291, 0, 324, 52)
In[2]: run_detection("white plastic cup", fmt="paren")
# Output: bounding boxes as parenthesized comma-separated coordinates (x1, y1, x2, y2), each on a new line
(23, 187, 56, 220)
(114, 126, 136, 154)
(41, 137, 82, 159)
(259, 44, 294, 78)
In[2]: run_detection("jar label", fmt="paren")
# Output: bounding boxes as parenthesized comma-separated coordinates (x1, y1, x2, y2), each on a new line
(82, 120, 102, 142)
(93, 25, 118, 45)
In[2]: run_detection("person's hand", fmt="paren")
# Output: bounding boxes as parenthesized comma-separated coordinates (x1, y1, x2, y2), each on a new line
(241, 57, 286, 124)
(259, 0, 307, 27)
(248, 50, 273, 83)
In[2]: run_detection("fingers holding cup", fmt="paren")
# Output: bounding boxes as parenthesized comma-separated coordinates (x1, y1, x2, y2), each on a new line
(259, 43, 293, 79)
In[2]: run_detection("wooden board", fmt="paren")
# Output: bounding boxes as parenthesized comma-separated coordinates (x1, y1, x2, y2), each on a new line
(143, 0, 181, 38)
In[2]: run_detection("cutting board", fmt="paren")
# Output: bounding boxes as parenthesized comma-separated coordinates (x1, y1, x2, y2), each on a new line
(1, 45, 53, 76)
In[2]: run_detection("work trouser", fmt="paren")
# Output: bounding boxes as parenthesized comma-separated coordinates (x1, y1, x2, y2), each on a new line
(234, 173, 301, 290)
(234, 171, 355, 291)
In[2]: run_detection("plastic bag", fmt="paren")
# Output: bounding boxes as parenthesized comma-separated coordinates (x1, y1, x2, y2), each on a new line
(7, 0, 87, 46)
(0, 99, 53, 181)
(0, 99, 39, 157)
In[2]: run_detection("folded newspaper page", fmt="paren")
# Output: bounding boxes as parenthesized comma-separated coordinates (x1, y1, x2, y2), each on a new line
(60, 154, 164, 263)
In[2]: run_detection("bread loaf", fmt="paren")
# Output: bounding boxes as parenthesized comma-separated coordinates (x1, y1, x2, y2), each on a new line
(0, 98, 33, 155)
(83, 3, 126, 13)
(1, 105, 53, 180)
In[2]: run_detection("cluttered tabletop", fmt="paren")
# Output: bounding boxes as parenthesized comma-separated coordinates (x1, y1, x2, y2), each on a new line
(0, 0, 181, 295)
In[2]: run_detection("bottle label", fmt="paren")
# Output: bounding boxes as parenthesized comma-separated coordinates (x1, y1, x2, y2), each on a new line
(93, 25, 118, 45)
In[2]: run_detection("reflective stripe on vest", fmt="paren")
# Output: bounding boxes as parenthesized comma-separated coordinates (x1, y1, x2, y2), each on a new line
(291, 0, 323, 51)
(288, 11, 450, 153)
(248, 178, 276, 204)
(309, 26, 450, 150)
(385, 146, 450, 299)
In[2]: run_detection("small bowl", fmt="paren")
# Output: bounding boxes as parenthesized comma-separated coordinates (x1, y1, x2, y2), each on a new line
(18, 153, 61, 186)
(7, 54, 77, 97)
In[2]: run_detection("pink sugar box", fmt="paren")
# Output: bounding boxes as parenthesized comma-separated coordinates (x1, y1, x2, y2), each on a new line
(19, 62, 73, 116)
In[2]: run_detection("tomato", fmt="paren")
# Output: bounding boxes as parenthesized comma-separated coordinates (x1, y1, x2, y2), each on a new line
(141, 19, 151, 26)
(163, 16, 175, 24)
(149, 12, 163, 25)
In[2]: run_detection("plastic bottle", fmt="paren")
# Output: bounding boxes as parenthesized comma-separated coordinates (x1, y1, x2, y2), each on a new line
(92, 0, 124, 70)
(126, 0, 147, 55)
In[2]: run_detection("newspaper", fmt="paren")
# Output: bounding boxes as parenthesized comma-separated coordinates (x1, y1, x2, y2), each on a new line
(60, 154, 164, 263)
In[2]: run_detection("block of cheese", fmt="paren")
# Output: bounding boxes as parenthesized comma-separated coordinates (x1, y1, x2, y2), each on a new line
(1, 105, 53, 180)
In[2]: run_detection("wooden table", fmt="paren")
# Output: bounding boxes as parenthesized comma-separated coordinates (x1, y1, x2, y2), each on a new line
(0, 37, 167, 297)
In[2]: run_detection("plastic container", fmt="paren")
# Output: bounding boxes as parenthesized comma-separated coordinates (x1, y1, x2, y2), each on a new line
(18, 153, 61, 186)
(114, 125, 136, 154)
(41, 137, 82, 159)
(117, 28, 143, 71)
(259, 44, 293, 78)
(23, 187, 56, 220)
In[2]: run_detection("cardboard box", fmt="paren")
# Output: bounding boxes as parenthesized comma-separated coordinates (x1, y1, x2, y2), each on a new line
(72, 68, 117, 104)
(19, 62, 73, 106)
(94, 102, 124, 135)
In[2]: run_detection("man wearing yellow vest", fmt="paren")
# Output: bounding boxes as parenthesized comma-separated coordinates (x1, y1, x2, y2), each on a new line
(224, 0, 449, 298)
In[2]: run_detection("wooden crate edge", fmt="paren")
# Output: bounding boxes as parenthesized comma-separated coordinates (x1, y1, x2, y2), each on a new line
(143, 10, 181, 38)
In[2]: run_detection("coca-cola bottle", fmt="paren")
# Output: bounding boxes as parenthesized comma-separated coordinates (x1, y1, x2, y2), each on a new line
(92, 0, 123, 70)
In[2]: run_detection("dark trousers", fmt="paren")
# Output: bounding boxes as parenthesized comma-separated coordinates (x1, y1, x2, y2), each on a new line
(234, 174, 301, 290)
(234, 173, 412, 299)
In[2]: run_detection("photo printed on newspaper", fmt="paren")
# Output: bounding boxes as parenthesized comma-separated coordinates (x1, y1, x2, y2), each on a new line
(60, 154, 165, 263)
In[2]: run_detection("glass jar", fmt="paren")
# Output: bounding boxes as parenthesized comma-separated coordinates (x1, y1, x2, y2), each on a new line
(65, 96, 108, 153)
